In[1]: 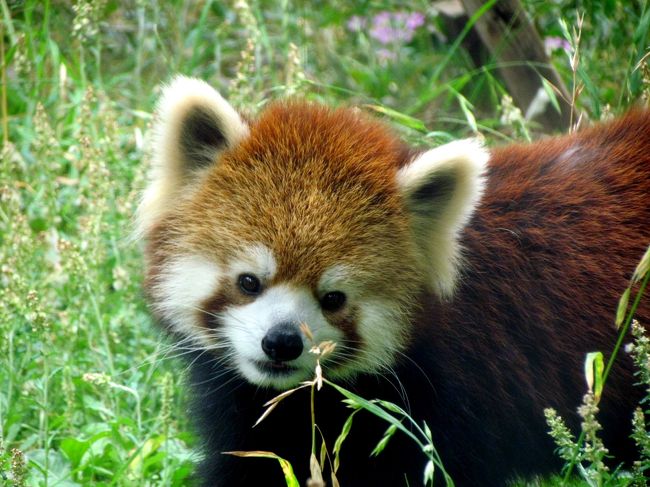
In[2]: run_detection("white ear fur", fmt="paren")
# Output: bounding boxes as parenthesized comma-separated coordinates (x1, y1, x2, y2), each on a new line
(136, 76, 248, 237)
(397, 139, 489, 298)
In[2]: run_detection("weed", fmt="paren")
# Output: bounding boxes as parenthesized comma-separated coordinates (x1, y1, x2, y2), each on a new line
(545, 246, 650, 487)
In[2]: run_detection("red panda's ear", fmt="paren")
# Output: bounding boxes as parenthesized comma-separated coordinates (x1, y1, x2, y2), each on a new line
(136, 76, 248, 236)
(397, 139, 488, 298)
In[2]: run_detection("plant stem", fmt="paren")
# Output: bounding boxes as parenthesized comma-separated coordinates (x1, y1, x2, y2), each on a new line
(563, 269, 650, 482)
(604, 271, 650, 384)
(310, 381, 316, 456)
(0, 19, 7, 149)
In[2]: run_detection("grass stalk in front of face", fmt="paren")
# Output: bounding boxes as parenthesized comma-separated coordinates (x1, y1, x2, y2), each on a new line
(230, 327, 455, 487)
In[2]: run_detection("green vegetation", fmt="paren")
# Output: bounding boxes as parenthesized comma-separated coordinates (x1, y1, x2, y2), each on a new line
(0, 1, 648, 485)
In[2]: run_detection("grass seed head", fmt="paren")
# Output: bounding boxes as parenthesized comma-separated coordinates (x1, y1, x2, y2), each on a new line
(10, 448, 26, 487)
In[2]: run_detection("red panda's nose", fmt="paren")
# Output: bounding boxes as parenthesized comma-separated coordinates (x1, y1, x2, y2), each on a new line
(262, 323, 304, 362)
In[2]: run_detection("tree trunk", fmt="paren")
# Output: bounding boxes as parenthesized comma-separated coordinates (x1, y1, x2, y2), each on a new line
(457, 0, 574, 132)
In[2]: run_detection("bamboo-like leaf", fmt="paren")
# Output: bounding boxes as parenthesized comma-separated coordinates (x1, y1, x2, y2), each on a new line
(454, 92, 478, 133)
(253, 401, 280, 428)
(540, 77, 562, 113)
(424, 422, 433, 443)
(371, 423, 398, 457)
(333, 410, 359, 473)
(616, 288, 631, 328)
(377, 400, 407, 415)
(363, 104, 427, 132)
(325, 380, 419, 445)
(319, 441, 327, 472)
(632, 245, 650, 283)
(371, 432, 393, 457)
(224, 451, 300, 487)
(263, 383, 309, 407)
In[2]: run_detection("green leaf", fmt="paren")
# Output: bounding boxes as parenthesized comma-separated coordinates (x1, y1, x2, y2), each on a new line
(632, 245, 650, 283)
(425, 131, 456, 143)
(224, 451, 300, 487)
(129, 436, 164, 473)
(60, 430, 112, 470)
(325, 380, 421, 446)
(371, 424, 398, 457)
(616, 288, 631, 328)
(60, 437, 91, 469)
(584, 352, 604, 403)
(576, 65, 600, 116)
(363, 105, 427, 132)
(424, 423, 433, 443)
(319, 441, 327, 473)
(540, 77, 561, 114)
(333, 410, 359, 473)
(377, 400, 407, 416)
(454, 91, 478, 133)
(424, 460, 435, 485)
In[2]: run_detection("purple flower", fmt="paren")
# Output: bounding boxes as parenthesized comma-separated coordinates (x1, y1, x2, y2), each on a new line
(346, 10, 426, 64)
(544, 36, 571, 54)
(406, 12, 425, 30)
(346, 15, 367, 32)
(368, 10, 425, 45)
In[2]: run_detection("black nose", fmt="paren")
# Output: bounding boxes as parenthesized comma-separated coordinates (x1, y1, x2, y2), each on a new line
(262, 323, 304, 362)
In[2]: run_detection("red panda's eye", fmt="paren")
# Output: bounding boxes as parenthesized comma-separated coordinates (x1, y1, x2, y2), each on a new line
(320, 291, 346, 312)
(238, 274, 262, 295)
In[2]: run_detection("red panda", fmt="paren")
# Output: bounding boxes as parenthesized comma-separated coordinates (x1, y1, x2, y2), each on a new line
(137, 76, 650, 486)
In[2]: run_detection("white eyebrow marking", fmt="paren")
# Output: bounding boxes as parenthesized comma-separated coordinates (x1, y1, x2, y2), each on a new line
(318, 264, 352, 291)
(229, 243, 277, 280)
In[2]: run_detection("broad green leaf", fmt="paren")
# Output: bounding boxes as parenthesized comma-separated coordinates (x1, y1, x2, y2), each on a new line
(60, 437, 91, 469)
(129, 436, 164, 472)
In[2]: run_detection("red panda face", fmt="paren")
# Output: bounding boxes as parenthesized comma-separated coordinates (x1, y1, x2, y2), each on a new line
(138, 77, 487, 389)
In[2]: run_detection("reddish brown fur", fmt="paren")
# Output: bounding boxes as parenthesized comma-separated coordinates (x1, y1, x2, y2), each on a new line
(145, 102, 422, 322)
(190, 102, 415, 289)
(418, 111, 650, 477)
(142, 102, 650, 486)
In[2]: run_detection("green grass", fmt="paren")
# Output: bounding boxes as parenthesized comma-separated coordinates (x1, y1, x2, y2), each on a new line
(0, 0, 648, 485)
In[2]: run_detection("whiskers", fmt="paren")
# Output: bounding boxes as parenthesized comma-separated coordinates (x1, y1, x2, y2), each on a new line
(313, 339, 414, 415)
(107, 303, 233, 383)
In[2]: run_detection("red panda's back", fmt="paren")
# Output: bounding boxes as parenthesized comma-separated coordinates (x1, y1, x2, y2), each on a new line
(426, 111, 650, 475)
